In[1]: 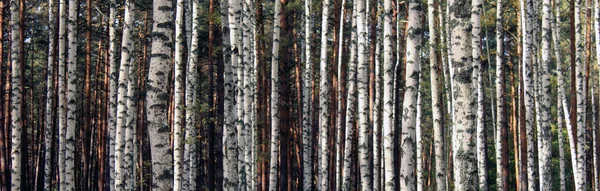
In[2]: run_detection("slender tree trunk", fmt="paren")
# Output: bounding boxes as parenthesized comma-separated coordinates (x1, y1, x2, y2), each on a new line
(574, 0, 587, 186)
(471, 0, 486, 188)
(428, 0, 445, 190)
(146, 0, 174, 189)
(184, 0, 200, 190)
(355, 0, 371, 189)
(335, 0, 346, 188)
(537, 0, 553, 188)
(64, 0, 78, 189)
(372, 0, 383, 189)
(107, 0, 118, 189)
(383, 0, 395, 188)
(241, 0, 254, 189)
(318, 0, 332, 189)
(44, 0, 57, 190)
(342, 3, 357, 189)
(520, 0, 537, 188)
(57, 0, 67, 189)
(124, 53, 137, 191)
(267, 0, 282, 190)
(302, 0, 313, 189)
(173, 0, 186, 189)
(9, 0, 22, 189)
(495, 0, 508, 189)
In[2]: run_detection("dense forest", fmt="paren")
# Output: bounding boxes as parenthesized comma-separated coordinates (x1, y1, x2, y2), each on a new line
(0, 0, 599, 190)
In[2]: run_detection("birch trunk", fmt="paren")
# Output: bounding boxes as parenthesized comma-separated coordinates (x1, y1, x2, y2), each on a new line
(335, 0, 346, 187)
(44, 0, 56, 189)
(427, 0, 445, 189)
(520, 0, 537, 188)
(594, 0, 600, 188)
(224, 0, 240, 189)
(399, 0, 422, 189)
(575, 0, 587, 186)
(342, 3, 357, 189)
(184, 0, 200, 190)
(373, 0, 383, 189)
(471, 0, 486, 187)
(318, 0, 332, 189)
(173, 0, 185, 189)
(57, 0, 67, 189)
(538, 0, 553, 188)
(107, 0, 118, 189)
(235, 0, 245, 185)
(416, 72, 423, 191)
(449, 0, 477, 187)
(356, 0, 371, 189)
(495, 0, 507, 189)
(9, 0, 22, 189)
(115, 0, 135, 188)
(64, 0, 78, 189)
(268, 0, 282, 189)
(383, 0, 396, 188)
(302, 0, 313, 189)
(124, 57, 137, 191)
(242, 0, 253, 188)
(146, 0, 174, 189)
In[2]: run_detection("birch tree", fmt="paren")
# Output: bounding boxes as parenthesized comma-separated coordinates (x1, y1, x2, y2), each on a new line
(241, 0, 254, 188)
(44, 0, 56, 189)
(383, 0, 396, 188)
(146, 0, 174, 189)
(470, 0, 487, 188)
(64, 0, 79, 189)
(114, 0, 136, 188)
(356, 0, 372, 189)
(318, 0, 332, 189)
(224, 0, 240, 189)
(372, 1, 383, 189)
(57, 0, 67, 189)
(495, 0, 507, 188)
(9, 0, 22, 189)
(342, 2, 357, 189)
(107, 0, 118, 189)
(124, 57, 137, 191)
(302, 0, 313, 189)
(519, 0, 536, 188)
(449, 0, 477, 188)
(574, 0, 587, 186)
(184, 0, 200, 190)
(335, 0, 346, 187)
(537, 0, 553, 188)
(173, 0, 186, 189)
(399, 0, 422, 189)
(268, 0, 282, 189)
(427, 0, 445, 189)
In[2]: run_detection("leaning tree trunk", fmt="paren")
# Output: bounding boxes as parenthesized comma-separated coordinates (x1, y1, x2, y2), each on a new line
(342, 2, 357, 189)
(9, 0, 22, 189)
(173, 0, 185, 189)
(574, 0, 587, 187)
(114, 0, 135, 188)
(318, 0, 332, 189)
(382, 0, 395, 188)
(44, 0, 56, 190)
(449, 0, 477, 188)
(427, 0, 445, 189)
(184, 0, 200, 190)
(64, 0, 78, 189)
(268, 0, 282, 189)
(399, 0, 422, 189)
(302, 0, 313, 189)
(356, 0, 372, 189)
(538, 0, 553, 188)
(107, 0, 118, 189)
(146, 0, 174, 190)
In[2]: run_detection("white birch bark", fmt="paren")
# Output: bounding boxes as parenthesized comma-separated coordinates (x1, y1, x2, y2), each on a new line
(575, 0, 587, 186)
(146, 0, 174, 189)
(107, 0, 118, 189)
(241, 0, 253, 188)
(124, 56, 137, 191)
(114, 0, 135, 188)
(495, 0, 505, 188)
(184, 0, 200, 190)
(57, 0, 67, 189)
(236, 0, 246, 185)
(594, 0, 600, 188)
(173, 0, 185, 189)
(383, 0, 395, 188)
(302, 0, 313, 189)
(373, 1, 383, 189)
(44, 0, 56, 189)
(318, 0, 332, 189)
(9, 0, 22, 189)
(538, 0, 553, 188)
(399, 0, 422, 189)
(64, 0, 78, 189)
(342, 5, 357, 190)
(427, 0, 445, 189)
(335, 0, 346, 188)
(472, 0, 486, 188)
(520, 0, 537, 188)
(224, 0, 240, 189)
(268, 0, 282, 189)
(356, 0, 371, 189)
(416, 72, 423, 191)
(449, 0, 477, 188)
